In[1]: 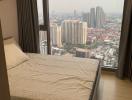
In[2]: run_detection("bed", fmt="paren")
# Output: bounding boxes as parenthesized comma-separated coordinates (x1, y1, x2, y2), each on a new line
(4, 38, 101, 100)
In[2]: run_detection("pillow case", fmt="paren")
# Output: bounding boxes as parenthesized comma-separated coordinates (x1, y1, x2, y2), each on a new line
(4, 38, 29, 69)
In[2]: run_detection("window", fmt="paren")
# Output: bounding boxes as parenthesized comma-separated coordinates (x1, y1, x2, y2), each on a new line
(37, 0, 51, 54)
(37, 0, 124, 69)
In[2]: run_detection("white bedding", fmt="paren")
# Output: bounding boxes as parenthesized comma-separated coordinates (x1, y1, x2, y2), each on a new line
(8, 53, 99, 100)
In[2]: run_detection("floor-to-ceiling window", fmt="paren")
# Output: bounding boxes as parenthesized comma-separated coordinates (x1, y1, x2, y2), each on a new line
(37, 0, 51, 54)
(37, 0, 124, 69)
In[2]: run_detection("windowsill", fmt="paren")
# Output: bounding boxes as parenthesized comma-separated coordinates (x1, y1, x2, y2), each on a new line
(101, 67, 118, 72)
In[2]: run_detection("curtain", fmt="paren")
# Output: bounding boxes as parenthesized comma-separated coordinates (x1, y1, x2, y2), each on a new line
(17, 0, 40, 53)
(118, 0, 132, 80)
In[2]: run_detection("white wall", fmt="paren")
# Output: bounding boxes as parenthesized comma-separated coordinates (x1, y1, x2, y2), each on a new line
(0, 0, 18, 41)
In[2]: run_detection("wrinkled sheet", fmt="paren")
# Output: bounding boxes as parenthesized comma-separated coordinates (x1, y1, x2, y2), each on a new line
(8, 53, 99, 100)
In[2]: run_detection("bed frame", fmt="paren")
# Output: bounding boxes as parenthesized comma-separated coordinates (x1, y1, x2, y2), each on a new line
(90, 63, 101, 100)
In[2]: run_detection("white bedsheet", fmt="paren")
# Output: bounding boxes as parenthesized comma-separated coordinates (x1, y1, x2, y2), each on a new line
(8, 53, 99, 100)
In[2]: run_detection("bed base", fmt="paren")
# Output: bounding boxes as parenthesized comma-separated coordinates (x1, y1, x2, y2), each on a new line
(89, 64, 101, 100)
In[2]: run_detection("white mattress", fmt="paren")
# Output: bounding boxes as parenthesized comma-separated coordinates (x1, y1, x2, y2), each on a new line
(8, 53, 99, 100)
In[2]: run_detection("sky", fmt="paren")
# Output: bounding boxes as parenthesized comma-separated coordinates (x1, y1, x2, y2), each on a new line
(38, 0, 124, 14)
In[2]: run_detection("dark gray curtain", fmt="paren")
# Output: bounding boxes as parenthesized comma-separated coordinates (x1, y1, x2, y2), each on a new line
(17, 0, 40, 53)
(118, 0, 132, 80)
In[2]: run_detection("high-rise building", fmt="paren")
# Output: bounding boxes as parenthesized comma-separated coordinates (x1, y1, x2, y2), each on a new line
(74, 10, 77, 17)
(50, 23, 62, 47)
(82, 13, 91, 27)
(96, 6, 105, 28)
(61, 20, 88, 44)
(90, 8, 96, 28)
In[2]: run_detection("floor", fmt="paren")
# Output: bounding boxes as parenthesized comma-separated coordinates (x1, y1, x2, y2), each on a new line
(100, 71, 132, 100)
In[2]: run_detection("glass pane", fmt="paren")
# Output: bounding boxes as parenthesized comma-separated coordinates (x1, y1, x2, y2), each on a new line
(37, 0, 44, 25)
(39, 31, 47, 54)
(49, 0, 124, 69)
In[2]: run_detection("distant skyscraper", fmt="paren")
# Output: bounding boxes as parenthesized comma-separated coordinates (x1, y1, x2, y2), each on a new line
(82, 13, 91, 27)
(96, 6, 105, 28)
(74, 10, 77, 17)
(50, 23, 62, 47)
(61, 20, 88, 44)
(90, 8, 96, 28)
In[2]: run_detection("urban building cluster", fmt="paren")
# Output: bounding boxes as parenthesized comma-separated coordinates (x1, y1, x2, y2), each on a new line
(39, 6, 122, 69)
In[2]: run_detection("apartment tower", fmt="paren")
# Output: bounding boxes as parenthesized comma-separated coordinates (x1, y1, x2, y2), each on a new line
(61, 20, 88, 44)
(96, 6, 105, 28)
(50, 23, 62, 47)
(82, 12, 91, 27)
(90, 8, 96, 28)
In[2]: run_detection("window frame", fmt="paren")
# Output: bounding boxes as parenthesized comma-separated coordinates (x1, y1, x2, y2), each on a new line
(39, 0, 51, 55)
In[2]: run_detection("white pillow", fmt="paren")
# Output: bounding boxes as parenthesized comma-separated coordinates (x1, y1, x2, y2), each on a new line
(4, 39, 29, 69)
